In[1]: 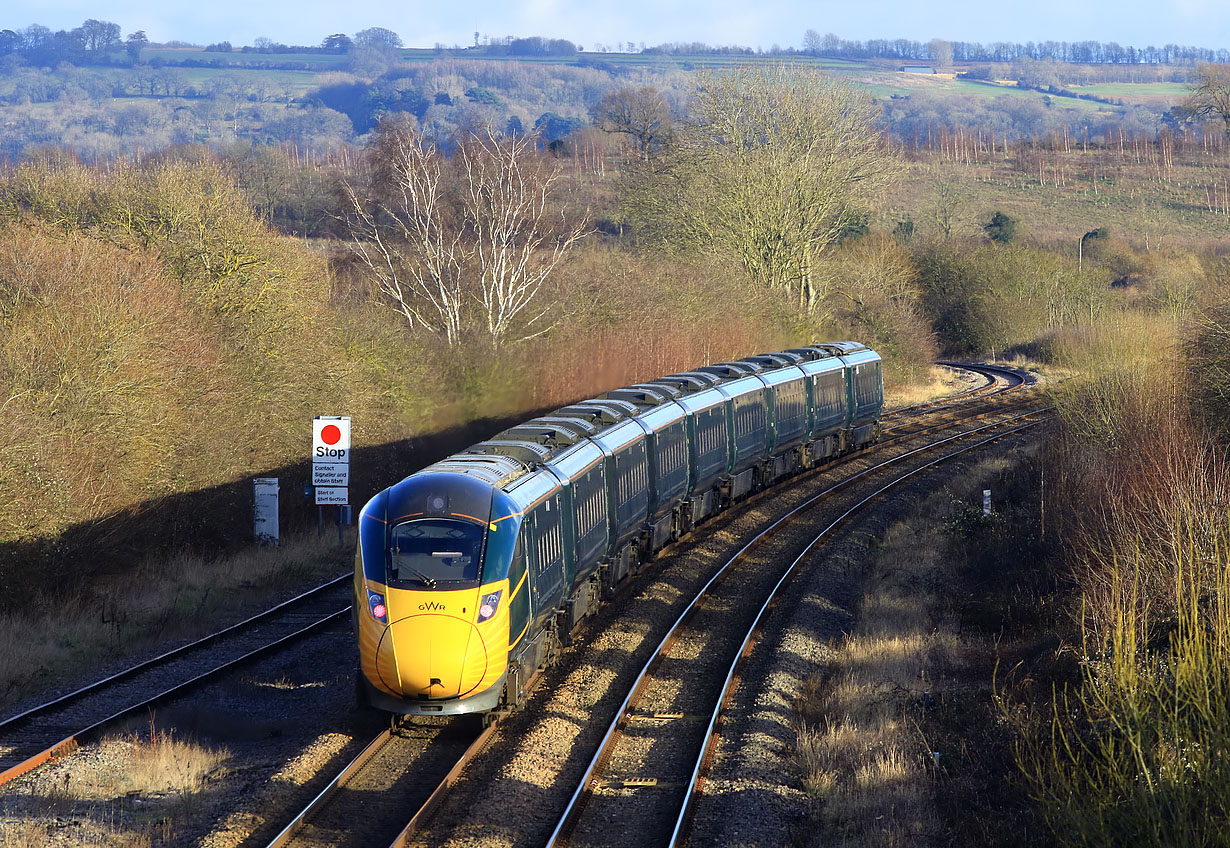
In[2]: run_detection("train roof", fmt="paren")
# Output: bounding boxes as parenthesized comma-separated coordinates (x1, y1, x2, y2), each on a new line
(419, 454, 529, 488)
(653, 371, 720, 392)
(462, 439, 555, 466)
(604, 385, 677, 408)
(555, 399, 639, 428)
(378, 340, 880, 507)
(697, 361, 762, 379)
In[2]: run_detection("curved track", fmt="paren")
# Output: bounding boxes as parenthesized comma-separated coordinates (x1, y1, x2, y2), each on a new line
(544, 408, 1048, 848)
(258, 363, 1041, 848)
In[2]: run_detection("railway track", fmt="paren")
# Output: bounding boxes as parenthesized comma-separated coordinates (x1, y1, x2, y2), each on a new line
(0, 362, 1037, 846)
(0, 574, 353, 787)
(257, 364, 1042, 848)
(266, 716, 492, 848)
(543, 410, 1048, 848)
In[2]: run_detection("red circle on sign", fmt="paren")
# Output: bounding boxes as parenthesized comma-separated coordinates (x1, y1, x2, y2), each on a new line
(321, 424, 342, 445)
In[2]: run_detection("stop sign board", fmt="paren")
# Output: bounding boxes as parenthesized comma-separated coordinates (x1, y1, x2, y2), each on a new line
(313, 416, 351, 461)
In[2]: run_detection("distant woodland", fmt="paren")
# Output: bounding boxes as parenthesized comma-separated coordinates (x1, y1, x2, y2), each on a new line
(0, 20, 1228, 162)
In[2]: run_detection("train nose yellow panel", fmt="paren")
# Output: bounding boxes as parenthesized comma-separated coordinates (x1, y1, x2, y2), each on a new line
(376, 615, 488, 699)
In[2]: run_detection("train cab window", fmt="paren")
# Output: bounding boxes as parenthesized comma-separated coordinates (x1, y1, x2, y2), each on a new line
(388, 519, 484, 589)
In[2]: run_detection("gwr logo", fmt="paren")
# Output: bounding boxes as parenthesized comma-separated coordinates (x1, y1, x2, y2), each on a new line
(419, 601, 446, 611)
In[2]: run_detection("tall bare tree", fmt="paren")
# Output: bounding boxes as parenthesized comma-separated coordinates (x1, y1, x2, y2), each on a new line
(342, 119, 588, 347)
(928, 38, 953, 69)
(341, 121, 466, 343)
(931, 175, 963, 240)
(622, 65, 895, 313)
(459, 128, 589, 344)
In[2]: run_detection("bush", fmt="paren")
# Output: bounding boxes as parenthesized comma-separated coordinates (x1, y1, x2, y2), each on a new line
(1016, 323, 1230, 846)
(983, 210, 1017, 243)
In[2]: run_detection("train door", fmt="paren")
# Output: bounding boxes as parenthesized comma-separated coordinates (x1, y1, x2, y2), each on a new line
(527, 493, 566, 625)
(508, 530, 531, 650)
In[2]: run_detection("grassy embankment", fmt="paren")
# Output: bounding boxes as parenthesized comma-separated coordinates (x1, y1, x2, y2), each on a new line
(786, 203, 1230, 844)
(782, 125, 1230, 843)
(792, 444, 1046, 847)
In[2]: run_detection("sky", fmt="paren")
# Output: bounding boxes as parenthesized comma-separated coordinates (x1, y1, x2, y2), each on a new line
(4, 0, 1229, 53)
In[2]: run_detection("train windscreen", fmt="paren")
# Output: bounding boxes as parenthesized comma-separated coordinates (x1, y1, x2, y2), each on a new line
(388, 519, 485, 589)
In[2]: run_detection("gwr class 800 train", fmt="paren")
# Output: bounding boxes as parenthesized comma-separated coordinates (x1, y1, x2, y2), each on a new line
(354, 342, 884, 717)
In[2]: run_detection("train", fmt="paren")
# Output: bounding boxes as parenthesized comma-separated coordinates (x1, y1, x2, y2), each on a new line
(353, 342, 884, 718)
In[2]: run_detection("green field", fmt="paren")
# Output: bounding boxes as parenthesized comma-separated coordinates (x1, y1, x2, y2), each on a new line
(172, 66, 330, 96)
(109, 50, 1194, 116)
(140, 47, 350, 68)
(1067, 81, 1191, 104)
(864, 75, 1116, 113)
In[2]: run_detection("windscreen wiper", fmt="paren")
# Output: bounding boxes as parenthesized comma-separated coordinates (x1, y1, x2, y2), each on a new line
(392, 554, 437, 587)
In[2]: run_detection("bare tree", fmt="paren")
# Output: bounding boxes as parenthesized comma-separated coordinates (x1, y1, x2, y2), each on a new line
(931, 175, 963, 240)
(341, 121, 466, 343)
(589, 86, 674, 162)
(342, 119, 588, 347)
(459, 128, 589, 344)
(928, 38, 953, 70)
(1183, 63, 1230, 135)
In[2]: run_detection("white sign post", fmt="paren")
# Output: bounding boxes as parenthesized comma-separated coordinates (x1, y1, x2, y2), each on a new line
(313, 416, 351, 542)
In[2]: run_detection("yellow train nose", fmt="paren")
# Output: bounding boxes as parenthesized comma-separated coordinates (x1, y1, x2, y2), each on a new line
(376, 614, 489, 699)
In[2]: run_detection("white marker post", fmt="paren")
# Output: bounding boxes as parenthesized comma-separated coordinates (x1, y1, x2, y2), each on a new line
(983, 489, 992, 516)
(313, 416, 351, 543)
(254, 478, 279, 546)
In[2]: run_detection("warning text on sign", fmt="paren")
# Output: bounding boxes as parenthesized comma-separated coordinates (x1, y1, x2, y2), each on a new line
(312, 462, 350, 487)
(315, 486, 349, 506)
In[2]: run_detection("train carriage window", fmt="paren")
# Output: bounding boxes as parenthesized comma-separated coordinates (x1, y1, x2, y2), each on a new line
(532, 495, 564, 577)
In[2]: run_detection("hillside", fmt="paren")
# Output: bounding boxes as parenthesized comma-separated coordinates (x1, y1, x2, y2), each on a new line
(0, 41, 1205, 162)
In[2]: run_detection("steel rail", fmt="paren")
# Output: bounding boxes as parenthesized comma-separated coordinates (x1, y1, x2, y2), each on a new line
(883, 362, 1029, 425)
(0, 607, 349, 787)
(386, 721, 499, 847)
(0, 572, 351, 734)
(265, 690, 517, 847)
(265, 727, 399, 848)
(668, 415, 1049, 847)
(545, 404, 1050, 847)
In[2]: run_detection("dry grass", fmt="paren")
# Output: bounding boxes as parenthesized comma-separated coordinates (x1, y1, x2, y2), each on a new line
(791, 454, 1033, 847)
(1006, 305, 1230, 845)
(0, 530, 349, 712)
(0, 725, 226, 848)
(0, 821, 153, 848)
(884, 365, 983, 408)
(791, 501, 957, 846)
(89, 727, 228, 798)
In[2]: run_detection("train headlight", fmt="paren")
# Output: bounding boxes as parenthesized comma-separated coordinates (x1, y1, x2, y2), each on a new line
(477, 590, 502, 623)
(368, 590, 388, 623)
